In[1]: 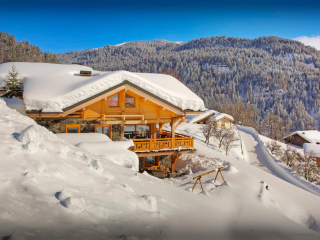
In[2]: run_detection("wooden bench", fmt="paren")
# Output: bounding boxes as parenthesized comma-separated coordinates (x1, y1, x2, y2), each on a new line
(192, 167, 225, 192)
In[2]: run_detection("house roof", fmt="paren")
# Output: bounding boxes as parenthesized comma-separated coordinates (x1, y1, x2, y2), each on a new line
(282, 130, 320, 144)
(186, 109, 216, 123)
(186, 109, 234, 124)
(303, 143, 320, 158)
(212, 112, 234, 122)
(0, 62, 205, 113)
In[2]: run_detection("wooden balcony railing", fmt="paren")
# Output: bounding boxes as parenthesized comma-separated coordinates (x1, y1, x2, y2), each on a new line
(133, 137, 194, 152)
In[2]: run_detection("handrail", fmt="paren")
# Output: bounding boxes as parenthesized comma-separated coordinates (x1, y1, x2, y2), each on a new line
(133, 137, 194, 152)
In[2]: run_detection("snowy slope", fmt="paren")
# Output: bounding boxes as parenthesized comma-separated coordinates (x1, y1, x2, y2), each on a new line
(0, 62, 205, 112)
(1, 102, 320, 239)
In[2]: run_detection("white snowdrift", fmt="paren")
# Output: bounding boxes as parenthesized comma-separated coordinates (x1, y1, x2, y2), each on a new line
(57, 133, 138, 170)
(76, 141, 138, 171)
(57, 133, 112, 145)
(0, 62, 205, 112)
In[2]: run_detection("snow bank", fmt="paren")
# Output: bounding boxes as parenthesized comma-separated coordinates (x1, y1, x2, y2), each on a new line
(76, 141, 138, 171)
(57, 133, 112, 145)
(3, 97, 26, 115)
(0, 62, 205, 112)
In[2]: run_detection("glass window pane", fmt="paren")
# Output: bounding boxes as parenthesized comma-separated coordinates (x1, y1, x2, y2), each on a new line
(109, 94, 119, 107)
(96, 126, 102, 133)
(145, 156, 156, 165)
(124, 125, 136, 139)
(67, 127, 79, 133)
(136, 125, 149, 139)
(103, 127, 110, 136)
(125, 94, 135, 107)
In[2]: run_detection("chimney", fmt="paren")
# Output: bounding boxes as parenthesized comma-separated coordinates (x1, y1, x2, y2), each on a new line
(80, 70, 92, 77)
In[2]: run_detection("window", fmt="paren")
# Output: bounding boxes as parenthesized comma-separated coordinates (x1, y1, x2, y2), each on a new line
(136, 125, 149, 139)
(125, 94, 135, 107)
(65, 124, 80, 133)
(109, 94, 119, 107)
(145, 156, 156, 165)
(95, 125, 111, 138)
(124, 125, 149, 139)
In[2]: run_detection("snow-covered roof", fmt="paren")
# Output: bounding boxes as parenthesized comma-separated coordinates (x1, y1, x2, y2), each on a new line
(303, 143, 320, 158)
(186, 109, 234, 124)
(186, 109, 216, 123)
(212, 112, 234, 122)
(0, 62, 205, 113)
(282, 130, 320, 144)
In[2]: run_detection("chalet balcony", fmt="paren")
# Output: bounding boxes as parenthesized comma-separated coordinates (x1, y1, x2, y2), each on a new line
(132, 129, 195, 153)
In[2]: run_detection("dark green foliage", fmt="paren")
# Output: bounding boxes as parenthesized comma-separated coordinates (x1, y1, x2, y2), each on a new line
(3, 64, 23, 98)
(57, 37, 320, 133)
(0, 31, 58, 64)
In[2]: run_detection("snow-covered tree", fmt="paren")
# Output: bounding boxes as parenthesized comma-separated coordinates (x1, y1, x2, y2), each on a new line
(221, 130, 239, 155)
(3, 64, 23, 98)
(295, 151, 319, 181)
(201, 118, 215, 145)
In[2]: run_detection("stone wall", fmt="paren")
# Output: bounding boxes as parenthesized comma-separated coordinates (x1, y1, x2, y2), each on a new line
(34, 118, 100, 133)
(160, 155, 171, 171)
(112, 124, 121, 141)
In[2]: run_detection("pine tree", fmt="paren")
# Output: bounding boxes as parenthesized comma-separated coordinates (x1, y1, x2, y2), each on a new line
(3, 64, 23, 98)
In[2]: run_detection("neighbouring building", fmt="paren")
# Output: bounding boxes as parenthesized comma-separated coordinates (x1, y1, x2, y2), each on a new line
(0, 62, 205, 178)
(303, 143, 320, 167)
(186, 109, 234, 129)
(282, 130, 320, 147)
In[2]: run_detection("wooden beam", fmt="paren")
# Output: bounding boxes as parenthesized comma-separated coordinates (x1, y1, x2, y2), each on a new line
(136, 149, 196, 157)
(158, 123, 165, 134)
(101, 99, 105, 117)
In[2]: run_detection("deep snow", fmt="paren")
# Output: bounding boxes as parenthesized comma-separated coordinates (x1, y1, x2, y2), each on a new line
(0, 101, 320, 239)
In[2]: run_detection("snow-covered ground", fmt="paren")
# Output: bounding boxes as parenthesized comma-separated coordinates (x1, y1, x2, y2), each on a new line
(1, 102, 320, 239)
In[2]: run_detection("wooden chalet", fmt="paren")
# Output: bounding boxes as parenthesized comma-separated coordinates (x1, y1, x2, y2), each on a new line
(282, 130, 320, 147)
(188, 110, 234, 129)
(1, 62, 205, 178)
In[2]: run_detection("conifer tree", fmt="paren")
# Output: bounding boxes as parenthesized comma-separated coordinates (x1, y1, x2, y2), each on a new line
(3, 64, 23, 98)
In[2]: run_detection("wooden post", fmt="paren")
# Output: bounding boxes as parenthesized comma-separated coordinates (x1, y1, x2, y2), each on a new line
(101, 99, 105, 118)
(214, 168, 226, 183)
(159, 123, 165, 134)
(171, 154, 181, 173)
(121, 124, 124, 139)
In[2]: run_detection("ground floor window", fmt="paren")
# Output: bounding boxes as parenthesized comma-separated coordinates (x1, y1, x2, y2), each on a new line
(65, 124, 80, 133)
(145, 156, 156, 165)
(95, 124, 112, 138)
(124, 124, 149, 139)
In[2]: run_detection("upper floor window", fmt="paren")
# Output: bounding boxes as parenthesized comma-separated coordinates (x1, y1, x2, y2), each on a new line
(125, 94, 135, 107)
(109, 94, 119, 107)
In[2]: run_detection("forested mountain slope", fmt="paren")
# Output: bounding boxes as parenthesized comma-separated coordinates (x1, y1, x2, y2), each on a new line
(57, 37, 320, 136)
(0, 32, 58, 64)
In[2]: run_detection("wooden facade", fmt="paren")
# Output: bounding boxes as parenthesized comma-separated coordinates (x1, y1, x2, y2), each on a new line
(215, 118, 232, 129)
(27, 83, 200, 177)
(283, 134, 311, 147)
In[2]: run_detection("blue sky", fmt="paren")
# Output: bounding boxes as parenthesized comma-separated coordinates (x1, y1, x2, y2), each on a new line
(1, 0, 320, 53)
